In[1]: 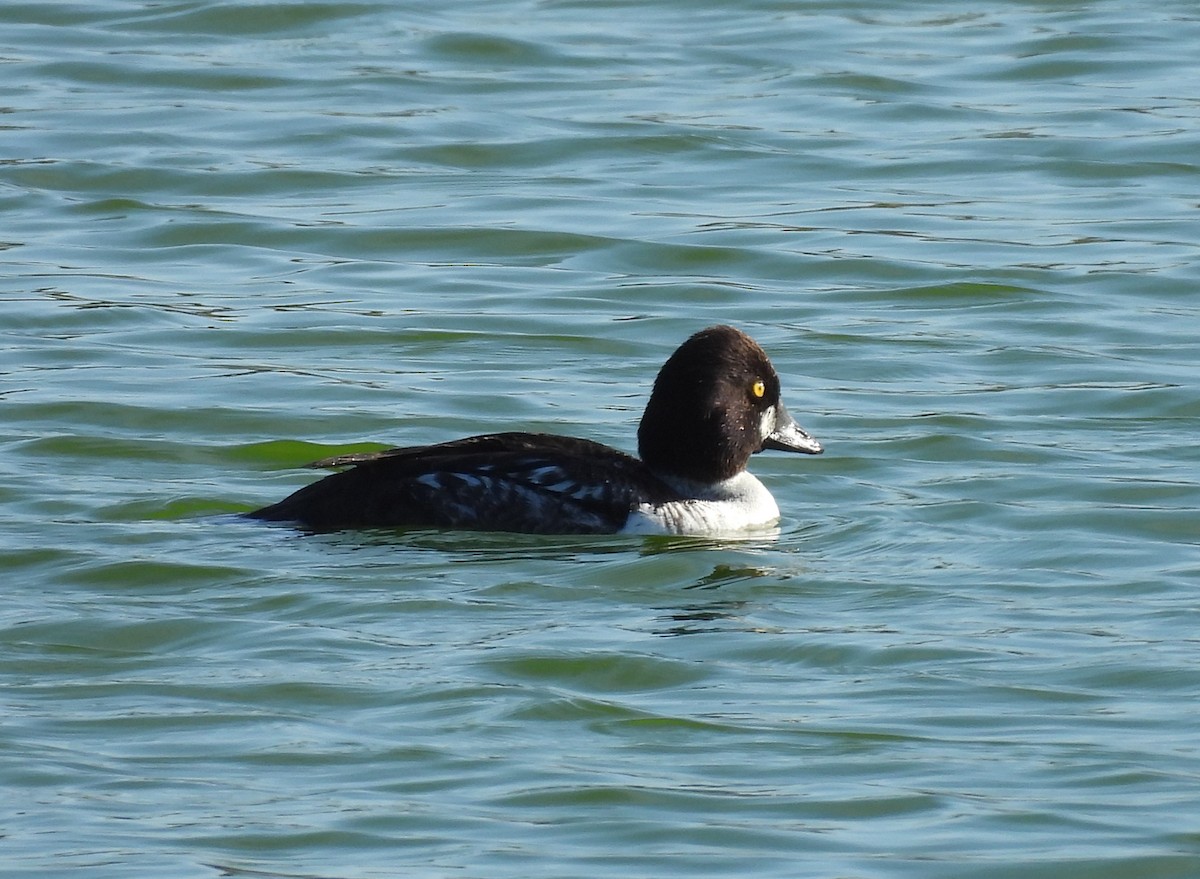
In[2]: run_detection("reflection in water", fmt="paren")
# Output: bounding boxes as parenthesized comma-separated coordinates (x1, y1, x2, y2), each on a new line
(654, 600, 750, 637)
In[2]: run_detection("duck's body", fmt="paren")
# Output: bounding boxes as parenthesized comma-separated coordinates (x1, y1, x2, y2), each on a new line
(248, 325, 822, 535)
(251, 432, 675, 534)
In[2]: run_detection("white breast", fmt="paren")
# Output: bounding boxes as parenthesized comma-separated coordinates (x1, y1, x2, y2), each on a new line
(621, 471, 781, 536)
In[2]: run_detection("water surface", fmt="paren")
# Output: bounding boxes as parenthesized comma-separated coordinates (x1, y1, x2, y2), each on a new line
(3, 1, 1199, 877)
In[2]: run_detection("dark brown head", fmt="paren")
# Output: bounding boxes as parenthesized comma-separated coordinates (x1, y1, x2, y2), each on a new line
(637, 325, 822, 484)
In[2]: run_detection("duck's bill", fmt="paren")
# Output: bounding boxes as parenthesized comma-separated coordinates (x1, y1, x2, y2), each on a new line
(762, 403, 823, 455)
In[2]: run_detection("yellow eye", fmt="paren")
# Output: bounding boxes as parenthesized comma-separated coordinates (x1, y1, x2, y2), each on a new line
(751, 379, 765, 399)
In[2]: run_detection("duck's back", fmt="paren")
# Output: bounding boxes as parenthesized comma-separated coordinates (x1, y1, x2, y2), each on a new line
(248, 432, 676, 534)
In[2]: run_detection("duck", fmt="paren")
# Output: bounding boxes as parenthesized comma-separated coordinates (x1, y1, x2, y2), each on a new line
(247, 325, 822, 534)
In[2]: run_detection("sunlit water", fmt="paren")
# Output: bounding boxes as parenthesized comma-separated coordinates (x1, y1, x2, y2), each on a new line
(3, 2, 1198, 877)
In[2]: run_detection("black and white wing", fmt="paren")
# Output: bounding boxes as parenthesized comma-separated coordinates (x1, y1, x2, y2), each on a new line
(249, 432, 676, 534)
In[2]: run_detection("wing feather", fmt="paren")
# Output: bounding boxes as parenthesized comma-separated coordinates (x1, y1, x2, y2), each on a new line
(251, 432, 678, 533)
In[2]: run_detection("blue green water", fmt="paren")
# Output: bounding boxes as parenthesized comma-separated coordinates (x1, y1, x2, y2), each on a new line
(3, 1, 1199, 877)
